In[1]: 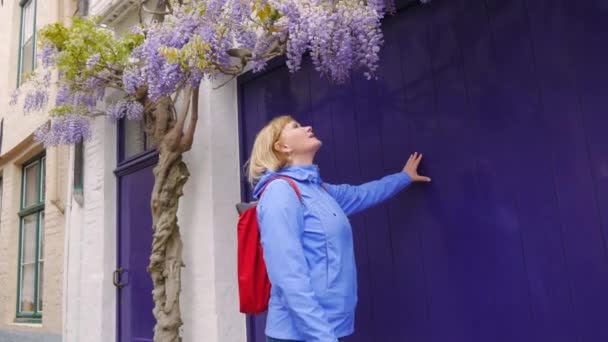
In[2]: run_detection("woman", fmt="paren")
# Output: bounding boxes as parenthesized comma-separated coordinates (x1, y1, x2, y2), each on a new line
(247, 115, 430, 342)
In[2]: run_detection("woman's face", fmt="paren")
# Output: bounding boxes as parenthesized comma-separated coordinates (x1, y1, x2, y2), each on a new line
(276, 120, 322, 157)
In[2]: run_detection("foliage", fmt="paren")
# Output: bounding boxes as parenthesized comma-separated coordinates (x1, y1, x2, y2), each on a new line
(11, 0, 429, 146)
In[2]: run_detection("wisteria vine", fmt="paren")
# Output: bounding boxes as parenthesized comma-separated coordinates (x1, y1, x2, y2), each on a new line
(11, 0, 430, 146)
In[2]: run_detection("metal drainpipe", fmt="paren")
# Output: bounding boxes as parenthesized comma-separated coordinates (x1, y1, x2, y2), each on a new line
(61, 144, 76, 341)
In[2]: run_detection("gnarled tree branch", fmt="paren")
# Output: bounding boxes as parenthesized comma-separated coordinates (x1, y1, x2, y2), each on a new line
(164, 85, 193, 152)
(179, 86, 199, 152)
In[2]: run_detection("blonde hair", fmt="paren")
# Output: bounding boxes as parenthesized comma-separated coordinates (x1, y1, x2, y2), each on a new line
(246, 115, 294, 186)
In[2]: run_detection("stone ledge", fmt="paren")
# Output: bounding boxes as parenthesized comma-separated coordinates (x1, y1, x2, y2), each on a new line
(0, 329, 61, 342)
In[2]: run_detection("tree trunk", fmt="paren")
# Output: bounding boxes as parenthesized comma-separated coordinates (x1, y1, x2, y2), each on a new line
(144, 92, 194, 342)
(148, 149, 189, 342)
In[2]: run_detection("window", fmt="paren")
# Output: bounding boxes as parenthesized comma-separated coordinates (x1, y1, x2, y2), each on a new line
(120, 118, 157, 162)
(76, 0, 89, 16)
(16, 154, 45, 321)
(73, 142, 84, 206)
(18, 0, 37, 85)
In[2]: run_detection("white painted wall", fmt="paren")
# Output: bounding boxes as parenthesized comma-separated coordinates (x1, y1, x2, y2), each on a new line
(63, 75, 247, 342)
(62, 115, 117, 342)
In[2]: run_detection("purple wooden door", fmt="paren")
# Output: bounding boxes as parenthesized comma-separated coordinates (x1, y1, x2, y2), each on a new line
(238, 1, 608, 341)
(115, 150, 158, 342)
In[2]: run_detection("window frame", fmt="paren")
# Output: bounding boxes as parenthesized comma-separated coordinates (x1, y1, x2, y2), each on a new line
(0, 118, 4, 154)
(15, 152, 45, 322)
(17, 0, 37, 86)
(0, 175, 3, 229)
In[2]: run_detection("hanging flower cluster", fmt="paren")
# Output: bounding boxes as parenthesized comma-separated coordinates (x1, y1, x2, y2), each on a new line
(11, 0, 430, 146)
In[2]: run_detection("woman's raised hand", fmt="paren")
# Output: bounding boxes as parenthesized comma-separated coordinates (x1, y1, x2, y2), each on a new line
(403, 152, 431, 182)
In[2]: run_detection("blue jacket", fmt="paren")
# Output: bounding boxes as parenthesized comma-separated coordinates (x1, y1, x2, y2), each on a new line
(253, 165, 412, 341)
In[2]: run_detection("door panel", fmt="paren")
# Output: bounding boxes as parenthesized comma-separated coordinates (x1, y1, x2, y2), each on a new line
(238, 1, 608, 341)
(117, 156, 156, 342)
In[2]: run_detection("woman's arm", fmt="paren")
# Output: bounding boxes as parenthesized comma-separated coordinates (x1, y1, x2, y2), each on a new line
(324, 152, 430, 216)
(323, 172, 411, 216)
(258, 180, 339, 342)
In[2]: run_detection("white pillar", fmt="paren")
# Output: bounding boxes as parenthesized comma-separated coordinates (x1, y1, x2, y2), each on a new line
(180, 76, 247, 342)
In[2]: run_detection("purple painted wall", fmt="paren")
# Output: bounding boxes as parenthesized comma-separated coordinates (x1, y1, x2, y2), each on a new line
(238, 1, 608, 341)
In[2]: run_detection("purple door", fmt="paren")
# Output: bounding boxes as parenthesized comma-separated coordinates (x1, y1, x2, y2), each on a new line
(115, 119, 158, 342)
(238, 1, 608, 341)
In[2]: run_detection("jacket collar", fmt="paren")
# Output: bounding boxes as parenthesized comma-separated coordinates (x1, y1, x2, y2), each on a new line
(252, 164, 321, 199)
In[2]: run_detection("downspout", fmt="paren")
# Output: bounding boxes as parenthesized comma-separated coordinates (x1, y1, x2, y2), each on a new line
(61, 145, 75, 341)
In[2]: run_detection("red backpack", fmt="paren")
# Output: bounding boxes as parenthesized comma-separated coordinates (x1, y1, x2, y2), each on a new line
(236, 176, 301, 314)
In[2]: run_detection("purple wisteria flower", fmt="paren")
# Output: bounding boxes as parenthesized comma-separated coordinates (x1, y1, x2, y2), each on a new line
(107, 100, 144, 121)
(126, 101, 144, 120)
(56, 85, 70, 106)
(189, 69, 204, 87)
(85, 77, 107, 100)
(72, 92, 97, 108)
(251, 33, 275, 72)
(9, 88, 20, 106)
(131, 0, 398, 96)
(106, 100, 129, 120)
(130, 26, 144, 35)
(86, 53, 101, 71)
(123, 67, 145, 96)
(42, 71, 53, 87)
(24, 89, 49, 113)
(39, 44, 58, 68)
(148, 63, 183, 101)
(138, 26, 184, 101)
(34, 114, 91, 146)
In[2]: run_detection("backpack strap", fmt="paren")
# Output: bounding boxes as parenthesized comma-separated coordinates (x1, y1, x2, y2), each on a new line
(259, 175, 302, 202)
